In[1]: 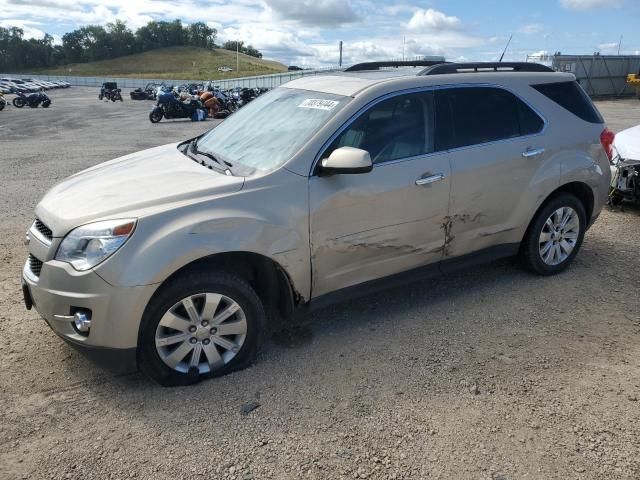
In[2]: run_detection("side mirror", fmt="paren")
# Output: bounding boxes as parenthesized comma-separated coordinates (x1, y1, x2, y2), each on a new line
(320, 147, 373, 175)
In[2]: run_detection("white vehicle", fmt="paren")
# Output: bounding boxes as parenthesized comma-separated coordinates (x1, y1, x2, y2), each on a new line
(217, 66, 233, 73)
(610, 124, 640, 204)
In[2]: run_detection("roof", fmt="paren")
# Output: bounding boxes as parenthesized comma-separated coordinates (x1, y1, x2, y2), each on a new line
(283, 69, 571, 97)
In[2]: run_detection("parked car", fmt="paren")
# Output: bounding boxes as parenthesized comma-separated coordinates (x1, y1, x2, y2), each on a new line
(4, 78, 40, 92)
(23, 62, 611, 386)
(0, 79, 31, 93)
(217, 66, 233, 72)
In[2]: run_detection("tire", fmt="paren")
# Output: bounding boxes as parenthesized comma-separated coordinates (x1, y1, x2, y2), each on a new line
(0, 101, 5, 111)
(521, 193, 586, 275)
(13, 97, 25, 108)
(149, 110, 163, 123)
(138, 270, 266, 386)
(42, 100, 50, 108)
(98, 94, 103, 100)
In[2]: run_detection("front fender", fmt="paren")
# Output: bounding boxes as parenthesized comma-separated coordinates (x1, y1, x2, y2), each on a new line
(95, 170, 311, 301)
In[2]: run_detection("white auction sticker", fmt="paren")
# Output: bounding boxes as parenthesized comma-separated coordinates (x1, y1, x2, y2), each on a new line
(298, 99, 339, 111)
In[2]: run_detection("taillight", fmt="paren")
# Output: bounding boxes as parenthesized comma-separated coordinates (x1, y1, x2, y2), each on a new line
(600, 128, 615, 162)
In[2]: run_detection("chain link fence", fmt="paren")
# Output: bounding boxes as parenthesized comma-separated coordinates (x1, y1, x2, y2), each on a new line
(1, 66, 343, 90)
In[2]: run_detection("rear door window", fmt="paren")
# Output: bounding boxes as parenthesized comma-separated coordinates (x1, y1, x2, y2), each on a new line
(532, 81, 603, 124)
(435, 87, 544, 149)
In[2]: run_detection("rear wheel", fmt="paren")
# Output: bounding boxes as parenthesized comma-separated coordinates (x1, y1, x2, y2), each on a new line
(138, 270, 265, 386)
(521, 193, 586, 275)
(13, 97, 25, 108)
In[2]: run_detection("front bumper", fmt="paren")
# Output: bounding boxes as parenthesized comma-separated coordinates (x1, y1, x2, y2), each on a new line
(22, 252, 159, 371)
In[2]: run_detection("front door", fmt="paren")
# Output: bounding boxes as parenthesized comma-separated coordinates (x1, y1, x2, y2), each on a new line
(309, 90, 451, 297)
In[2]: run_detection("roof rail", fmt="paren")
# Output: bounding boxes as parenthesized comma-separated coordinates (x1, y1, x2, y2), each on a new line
(419, 62, 553, 76)
(344, 60, 447, 72)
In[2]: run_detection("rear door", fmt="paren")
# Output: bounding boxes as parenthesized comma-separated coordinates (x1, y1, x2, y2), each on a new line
(309, 90, 451, 297)
(435, 86, 547, 258)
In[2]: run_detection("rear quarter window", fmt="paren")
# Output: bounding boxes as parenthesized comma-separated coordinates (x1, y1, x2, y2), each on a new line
(532, 81, 603, 124)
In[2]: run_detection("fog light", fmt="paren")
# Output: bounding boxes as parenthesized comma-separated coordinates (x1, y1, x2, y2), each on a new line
(73, 311, 92, 333)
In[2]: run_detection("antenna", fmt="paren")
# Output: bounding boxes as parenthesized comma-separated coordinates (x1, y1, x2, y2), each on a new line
(499, 34, 513, 63)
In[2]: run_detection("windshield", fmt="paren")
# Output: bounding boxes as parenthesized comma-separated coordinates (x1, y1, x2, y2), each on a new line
(196, 87, 349, 172)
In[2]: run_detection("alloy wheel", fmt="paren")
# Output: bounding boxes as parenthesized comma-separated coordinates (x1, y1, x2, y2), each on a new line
(155, 293, 247, 374)
(538, 206, 580, 266)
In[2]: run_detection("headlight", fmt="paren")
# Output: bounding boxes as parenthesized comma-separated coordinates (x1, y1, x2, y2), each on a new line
(55, 219, 136, 271)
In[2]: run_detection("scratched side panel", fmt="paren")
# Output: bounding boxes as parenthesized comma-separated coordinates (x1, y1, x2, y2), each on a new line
(309, 153, 450, 297)
(445, 137, 560, 258)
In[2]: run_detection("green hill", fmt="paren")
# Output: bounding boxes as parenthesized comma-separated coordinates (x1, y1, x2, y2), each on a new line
(34, 46, 287, 80)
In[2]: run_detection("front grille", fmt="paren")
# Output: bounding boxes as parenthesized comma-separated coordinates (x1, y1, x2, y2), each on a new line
(33, 219, 53, 241)
(28, 254, 43, 278)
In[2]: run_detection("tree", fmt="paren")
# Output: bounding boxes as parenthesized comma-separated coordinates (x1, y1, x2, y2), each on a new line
(223, 40, 263, 58)
(0, 19, 260, 71)
(187, 22, 216, 48)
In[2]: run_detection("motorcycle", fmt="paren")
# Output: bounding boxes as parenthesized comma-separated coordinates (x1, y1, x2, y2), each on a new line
(13, 90, 51, 108)
(99, 82, 123, 102)
(107, 89, 123, 102)
(0, 92, 5, 111)
(149, 91, 206, 123)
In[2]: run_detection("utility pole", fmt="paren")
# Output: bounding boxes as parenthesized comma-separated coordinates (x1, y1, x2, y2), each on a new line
(617, 35, 623, 55)
(339, 41, 343, 67)
(236, 40, 239, 72)
(402, 36, 405, 61)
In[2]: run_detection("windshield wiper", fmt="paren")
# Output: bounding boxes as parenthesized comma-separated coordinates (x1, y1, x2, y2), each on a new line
(190, 138, 233, 176)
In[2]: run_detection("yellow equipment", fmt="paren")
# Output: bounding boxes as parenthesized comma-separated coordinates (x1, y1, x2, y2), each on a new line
(628, 74, 640, 99)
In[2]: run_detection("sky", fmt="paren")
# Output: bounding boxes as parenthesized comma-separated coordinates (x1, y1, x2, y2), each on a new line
(1, 0, 639, 67)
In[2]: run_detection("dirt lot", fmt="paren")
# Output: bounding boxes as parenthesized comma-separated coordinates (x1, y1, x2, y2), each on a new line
(0, 88, 639, 480)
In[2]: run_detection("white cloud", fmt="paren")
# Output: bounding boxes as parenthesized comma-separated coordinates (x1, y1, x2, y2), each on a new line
(517, 23, 542, 34)
(598, 42, 619, 51)
(0, 18, 47, 39)
(407, 8, 461, 31)
(560, 0, 623, 10)
(264, 0, 359, 26)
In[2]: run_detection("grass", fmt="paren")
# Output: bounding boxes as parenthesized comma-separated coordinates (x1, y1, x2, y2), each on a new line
(31, 46, 288, 80)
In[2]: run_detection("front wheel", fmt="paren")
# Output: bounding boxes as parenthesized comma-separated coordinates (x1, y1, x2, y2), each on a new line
(98, 94, 103, 100)
(521, 193, 586, 275)
(42, 100, 51, 108)
(13, 97, 25, 108)
(149, 108, 163, 123)
(138, 271, 265, 386)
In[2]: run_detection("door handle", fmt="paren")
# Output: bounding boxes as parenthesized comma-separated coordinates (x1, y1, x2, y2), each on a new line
(416, 173, 446, 186)
(522, 147, 545, 158)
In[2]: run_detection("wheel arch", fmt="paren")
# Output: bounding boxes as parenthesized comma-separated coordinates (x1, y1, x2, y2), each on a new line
(521, 181, 594, 246)
(147, 251, 303, 331)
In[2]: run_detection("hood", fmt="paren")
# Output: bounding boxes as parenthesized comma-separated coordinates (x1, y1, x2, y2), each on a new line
(36, 143, 244, 236)
(613, 124, 640, 162)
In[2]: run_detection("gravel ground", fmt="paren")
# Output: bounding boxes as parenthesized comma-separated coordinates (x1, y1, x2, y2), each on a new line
(0, 88, 639, 480)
